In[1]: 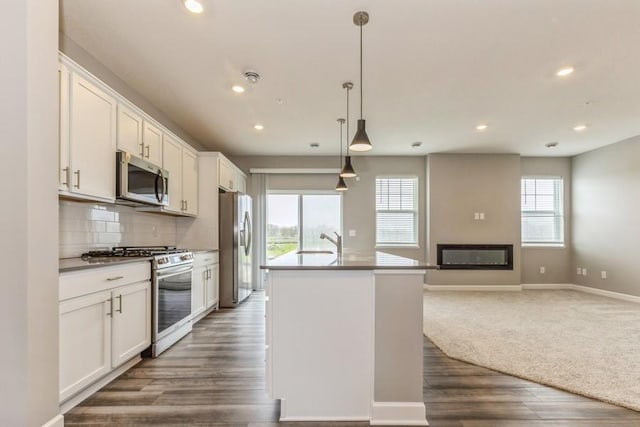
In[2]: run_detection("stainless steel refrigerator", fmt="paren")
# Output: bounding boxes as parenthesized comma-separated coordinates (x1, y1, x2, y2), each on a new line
(219, 192, 253, 307)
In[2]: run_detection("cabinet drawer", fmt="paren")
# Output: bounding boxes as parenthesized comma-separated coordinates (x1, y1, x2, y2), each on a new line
(193, 251, 219, 267)
(60, 261, 151, 301)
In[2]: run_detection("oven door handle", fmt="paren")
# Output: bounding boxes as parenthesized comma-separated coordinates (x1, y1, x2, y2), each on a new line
(156, 265, 193, 278)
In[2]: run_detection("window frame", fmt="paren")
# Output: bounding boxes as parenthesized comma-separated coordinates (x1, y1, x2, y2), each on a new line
(266, 190, 343, 254)
(520, 175, 565, 247)
(374, 175, 419, 248)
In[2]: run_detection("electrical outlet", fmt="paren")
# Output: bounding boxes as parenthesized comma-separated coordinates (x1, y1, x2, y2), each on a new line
(582, 268, 588, 276)
(355, 176, 361, 182)
(348, 229, 356, 237)
(576, 267, 581, 275)
(601, 270, 607, 279)
(539, 266, 546, 274)
(479, 212, 485, 220)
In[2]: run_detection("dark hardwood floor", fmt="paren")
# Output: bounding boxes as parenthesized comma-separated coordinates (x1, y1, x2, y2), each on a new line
(65, 291, 640, 426)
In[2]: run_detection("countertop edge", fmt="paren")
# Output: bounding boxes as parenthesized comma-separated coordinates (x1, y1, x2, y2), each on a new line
(59, 256, 154, 273)
(260, 265, 435, 271)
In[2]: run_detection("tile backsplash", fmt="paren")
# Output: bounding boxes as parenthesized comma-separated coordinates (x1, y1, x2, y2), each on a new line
(59, 200, 177, 258)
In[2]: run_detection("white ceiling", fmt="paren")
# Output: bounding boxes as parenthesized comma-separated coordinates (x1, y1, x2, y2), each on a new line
(60, 0, 640, 157)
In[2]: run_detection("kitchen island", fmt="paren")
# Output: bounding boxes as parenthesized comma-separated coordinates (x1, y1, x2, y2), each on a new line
(261, 251, 437, 426)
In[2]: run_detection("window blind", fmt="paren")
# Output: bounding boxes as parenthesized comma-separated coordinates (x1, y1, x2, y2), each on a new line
(521, 177, 564, 244)
(375, 177, 418, 246)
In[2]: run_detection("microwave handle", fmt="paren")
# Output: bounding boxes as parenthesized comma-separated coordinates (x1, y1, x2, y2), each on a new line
(155, 170, 166, 203)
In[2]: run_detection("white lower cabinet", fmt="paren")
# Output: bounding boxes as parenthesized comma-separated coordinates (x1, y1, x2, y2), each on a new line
(59, 290, 112, 403)
(111, 281, 152, 368)
(59, 262, 151, 406)
(191, 252, 219, 322)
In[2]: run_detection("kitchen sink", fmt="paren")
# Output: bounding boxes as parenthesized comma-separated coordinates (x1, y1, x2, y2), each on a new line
(295, 250, 334, 255)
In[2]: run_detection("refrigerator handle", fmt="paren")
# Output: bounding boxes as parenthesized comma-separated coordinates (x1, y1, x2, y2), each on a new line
(243, 211, 252, 256)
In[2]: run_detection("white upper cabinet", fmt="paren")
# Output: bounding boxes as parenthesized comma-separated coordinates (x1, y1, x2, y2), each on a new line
(219, 158, 235, 192)
(217, 154, 246, 193)
(143, 120, 163, 166)
(67, 72, 117, 202)
(182, 147, 199, 216)
(163, 134, 183, 214)
(58, 53, 197, 212)
(116, 103, 143, 157)
(58, 62, 70, 192)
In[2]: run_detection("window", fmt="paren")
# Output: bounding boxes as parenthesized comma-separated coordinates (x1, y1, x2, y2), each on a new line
(375, 176, 418, 246)
(266, 193, 342, 259)
(521, 177, 564, 245)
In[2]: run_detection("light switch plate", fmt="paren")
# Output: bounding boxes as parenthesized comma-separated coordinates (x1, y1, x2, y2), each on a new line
(539, 266, 545, 274)
(582, 268, 588, 276)
(479, 212, 485, 220)
(601, 270, 607, 279)
(474, 212, 480, 220)
(348, 229, 356, 237)
(576, 267, 581, 275)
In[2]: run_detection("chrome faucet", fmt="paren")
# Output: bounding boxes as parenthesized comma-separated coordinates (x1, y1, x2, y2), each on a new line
(320, 232, 342, 257)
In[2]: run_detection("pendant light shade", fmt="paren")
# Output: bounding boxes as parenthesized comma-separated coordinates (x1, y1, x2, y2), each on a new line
(350, 119, 372, 152)
(335, 118, 348, 191)
(340, 156, 356, 177)
(350, 11, 373, 152)
(335, 176, 348, 191)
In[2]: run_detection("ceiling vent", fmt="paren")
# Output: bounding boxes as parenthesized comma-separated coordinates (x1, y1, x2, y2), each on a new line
(244, 70, 260, 84)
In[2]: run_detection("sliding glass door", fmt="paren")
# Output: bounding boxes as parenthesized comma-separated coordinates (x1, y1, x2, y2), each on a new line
(267, 193, 342, 260)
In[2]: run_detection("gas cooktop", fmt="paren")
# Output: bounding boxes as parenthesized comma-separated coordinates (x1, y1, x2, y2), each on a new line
(81, 246, 188, 259)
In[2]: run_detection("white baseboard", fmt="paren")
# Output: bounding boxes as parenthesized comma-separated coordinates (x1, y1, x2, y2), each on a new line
(60, 355, 141, 414)
(570, 283, 640, 304)
(521, 283, 573, 290)
(42, 414, 64, 427)
(425, 284, 522, 291)
(370, 402, 428, 426)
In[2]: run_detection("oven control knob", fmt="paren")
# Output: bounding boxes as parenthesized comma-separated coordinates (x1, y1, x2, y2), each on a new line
(180, 254, 190, 261)
(157, 257, 167, 264)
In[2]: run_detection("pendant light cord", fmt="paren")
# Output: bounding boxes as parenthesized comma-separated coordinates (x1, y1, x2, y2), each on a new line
(339, 120, 344, 168)
(359, 20, 363, 120)
(346, 86, 350, 155)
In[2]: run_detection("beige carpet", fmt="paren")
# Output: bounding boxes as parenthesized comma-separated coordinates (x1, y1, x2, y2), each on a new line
(423, 290, 640, 411)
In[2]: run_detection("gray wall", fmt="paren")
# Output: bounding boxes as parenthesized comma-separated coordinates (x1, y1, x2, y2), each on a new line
(520, 157, 572, 284)
(1, 0, 60, 425)
(59, 33, 205, 151)
(572, 136, 640, 296)
(232, 156, 427, 261)
(426, 154, 521, 286)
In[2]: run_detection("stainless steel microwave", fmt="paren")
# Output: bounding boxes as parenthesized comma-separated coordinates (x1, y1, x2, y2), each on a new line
(116, 151, 169, 206)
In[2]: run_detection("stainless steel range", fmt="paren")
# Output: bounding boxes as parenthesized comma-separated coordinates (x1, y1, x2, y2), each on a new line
(81, 246, 194, 357)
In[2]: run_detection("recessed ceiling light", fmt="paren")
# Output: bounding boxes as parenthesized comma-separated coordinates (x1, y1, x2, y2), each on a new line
(476, 124, 488, 131)
(231, 85, 245, 93)
(411, 141, 422, 148)
(183, 0, 203, 14)
(545, 141, 559, 148)
(254, 124, 264, 131)
(573, 124, 588, 132)
(556, 66, 575, 77)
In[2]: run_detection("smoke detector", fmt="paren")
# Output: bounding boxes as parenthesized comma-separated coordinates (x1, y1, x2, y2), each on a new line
(244, 70, 261, 84)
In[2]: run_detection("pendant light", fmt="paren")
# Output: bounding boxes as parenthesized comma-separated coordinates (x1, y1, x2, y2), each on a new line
(335, 118, 348, 191)
(340, 82, 357, 178)
(350, 11, 373, 152)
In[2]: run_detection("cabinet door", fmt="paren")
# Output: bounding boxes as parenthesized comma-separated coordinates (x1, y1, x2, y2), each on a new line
(58, 62, 71, 192)
(236, 171, 246, 194)
(162, 134, 183, 213)
(111, 281, 152, 368)
(206, 263, 219, 309)
(69, 73, 117, 201)
(182, 148, 199, 215)
(117, 103, 143, 157)
(59, 290, 112, 402)
(219, 159, 235, 192)
(191, 266, 207, 318)
(143, 120, 163, 166)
